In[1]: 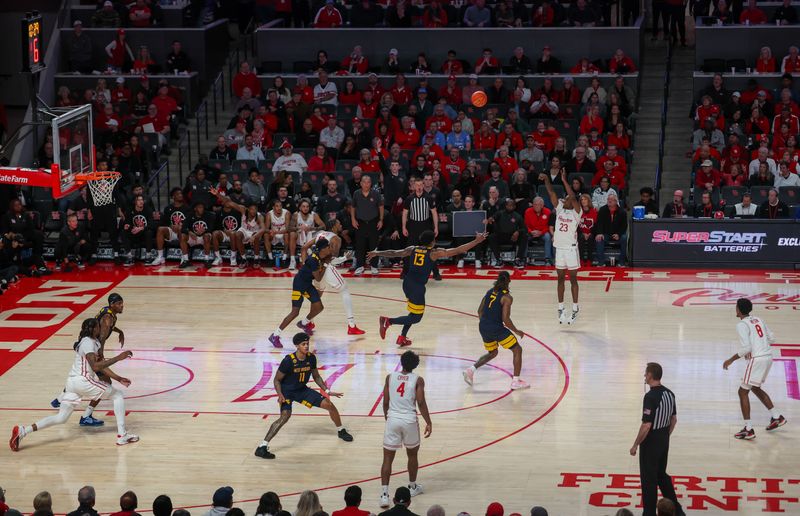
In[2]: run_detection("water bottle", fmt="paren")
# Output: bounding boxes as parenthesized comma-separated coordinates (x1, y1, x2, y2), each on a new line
(275, 252, 282, 269)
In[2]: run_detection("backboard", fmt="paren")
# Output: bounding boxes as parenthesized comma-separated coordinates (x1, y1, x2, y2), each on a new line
(52, 104, 93, 198)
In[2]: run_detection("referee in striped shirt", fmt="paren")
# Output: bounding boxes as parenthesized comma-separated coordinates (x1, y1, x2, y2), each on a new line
(630, 362, 685, 516)
(402, 178, 441, 280)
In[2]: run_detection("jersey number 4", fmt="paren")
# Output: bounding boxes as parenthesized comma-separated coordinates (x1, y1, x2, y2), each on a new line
(396, 382, 406, 397)
(755, 324, 764, 338)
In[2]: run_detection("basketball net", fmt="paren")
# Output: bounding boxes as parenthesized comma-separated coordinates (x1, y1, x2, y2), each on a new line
(76, 171, 121, 207)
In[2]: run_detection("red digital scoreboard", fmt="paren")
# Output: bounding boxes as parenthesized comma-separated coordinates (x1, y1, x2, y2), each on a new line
(21, 13, 45, 74)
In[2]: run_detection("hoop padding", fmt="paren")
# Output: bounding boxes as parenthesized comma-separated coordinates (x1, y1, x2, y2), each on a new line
(76, 171, 121, 207)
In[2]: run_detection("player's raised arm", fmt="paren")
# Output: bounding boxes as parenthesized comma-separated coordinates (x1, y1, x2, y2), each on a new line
(501, 295, 525, 338)
(209, 187, 245, 214)
(367, 245, 416, 261)
(560, 170, 576, 200)
(432, 232, 487, 259)
(416, 376, 432, 438)
(539, 173, 560, 209)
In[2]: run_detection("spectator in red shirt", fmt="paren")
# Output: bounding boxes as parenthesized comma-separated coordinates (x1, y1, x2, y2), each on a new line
(341, 45, 369, 75)
(532, 0, 556, 26)
(423, 0, 448, 27)
(592, 159, 626, 190)
(608, 122, 631, 151)
(426, 104, 453, 134)
(152, 85, 179, 117)
(357, 90, 378, 119)
(395, 116, 420, 149)
(493, 146, 519, 180)
(110, 491, 140, 516)
(473, 121, 497, 150)
(441, 50, 464, 75)
(781, 46, 800, 74)
(499, 123, 524, 152)
(695, 160, 722, 191)
(129, 0, 152, 27)
(773, 106, 800, 135)
(474, 48, 500, 75)
(560, 76, 582, 105)
(443, 147, 467, 177)
(332, 487, 370, 516)
(111, 77, 131, 104)
(570, 57, 600, 74)
(756, 46, 777, 73)
(609, 49, 637, 74)
(314, 0, 344, 27)
(233, 61, 261, 98)
(292, 74, 314, 105)
(390, 74, 413, 106)
(531, 121, 559, 152)
(739, 0, 767, 24)
(438, 75, 462, 106)
(595, 144, 627, 174)
(308, 144, 335, 172)
(524, 195, 553, 261)
(135, 104, 170, 148)
(580, 105, 605, 135)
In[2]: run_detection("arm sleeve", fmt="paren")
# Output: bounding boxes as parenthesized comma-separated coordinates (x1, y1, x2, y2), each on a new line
(737, 321, 752, 357)
(642, 392, 658, 423)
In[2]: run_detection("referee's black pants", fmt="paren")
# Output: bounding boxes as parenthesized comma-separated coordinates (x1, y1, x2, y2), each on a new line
(639, 430, 684, 516)
(355, 217, 379, 269)
(403, 219, 439, 277)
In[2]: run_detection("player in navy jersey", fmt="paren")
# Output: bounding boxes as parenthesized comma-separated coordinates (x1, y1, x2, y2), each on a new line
(268, 239, 332, 348)
(368, 230, 486, 347)
(254, 332, 353, 459)
(463, 272, 529, 390)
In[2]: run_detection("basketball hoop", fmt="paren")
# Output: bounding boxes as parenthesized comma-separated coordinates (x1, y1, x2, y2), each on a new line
(75, 171, 121, 206)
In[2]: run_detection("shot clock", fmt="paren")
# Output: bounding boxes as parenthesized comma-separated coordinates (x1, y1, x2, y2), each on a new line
(21, 12, 45, 74)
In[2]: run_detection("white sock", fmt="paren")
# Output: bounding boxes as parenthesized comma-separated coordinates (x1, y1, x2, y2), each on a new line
(558, 302, 564, 310)
(347, 317, 356, 327)
(513, 376, 520, 382)
(572, 303, 579, 311)
(260, 440, 269, 448)
(82, 406, 94, 418)
(268, 252, 274, 259)
(771, 409, 781, 419)
(341, 288, 355, 321)
(382, 485, 389, 496)
(215, 251, 221, 258)
(300, 318, 310, 325)
(336, 426, 344, 432)
(23, 425, 33, 435)
(273, 328, 282, 337)
(113, 393, 126, 436)
(409, 482, 417, 489)
(181, 254, 188, 261)
(745, 420, 752, 430)
(468, 365, 476, 373)
(157, 249, 164, 258)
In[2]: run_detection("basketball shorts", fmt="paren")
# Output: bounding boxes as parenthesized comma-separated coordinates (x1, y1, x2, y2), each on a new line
(479, 324, 518, 352)
(297, 230, 313, 247)
(271, 233, 285, 246)
(402, 280, 426, 315)
(237, 227, 258, 245)
(64, 376, 120, 403)
(167, 228, 180, 242)
(291, 277, 321, 307)
(741, 355, 773, 389)
(313, 265, 346, 293)
(187, 233, 206, 247)
(383, 417, 420, 450)
(280, 386, 324, 413)
(555, 246, 580, 270)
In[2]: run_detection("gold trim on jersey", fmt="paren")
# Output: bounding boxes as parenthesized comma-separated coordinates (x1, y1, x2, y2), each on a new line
(406, 300, 425, 314)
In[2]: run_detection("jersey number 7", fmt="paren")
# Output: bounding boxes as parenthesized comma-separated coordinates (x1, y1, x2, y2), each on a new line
(487, 294, 497, 308)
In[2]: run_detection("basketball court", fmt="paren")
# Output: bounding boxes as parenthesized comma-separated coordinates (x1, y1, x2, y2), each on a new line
(0, 267, 797, 515)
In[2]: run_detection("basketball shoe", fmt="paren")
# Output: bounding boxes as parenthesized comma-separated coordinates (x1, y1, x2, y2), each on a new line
(511, 378, 530, 390)
(766, 415, 787, 431)
(734, 427, 755, 440)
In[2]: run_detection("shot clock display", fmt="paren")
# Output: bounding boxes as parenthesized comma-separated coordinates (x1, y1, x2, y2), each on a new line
(22, 12, 45, 74)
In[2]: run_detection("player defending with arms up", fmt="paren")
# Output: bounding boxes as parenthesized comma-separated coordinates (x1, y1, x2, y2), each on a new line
(300, 219, 364, 335)
(723, 298, 787, 440)
(268, 239, 332, 348)
(254, 332, 353, 459)
(540, 170, 581, 324)
(11, 318, 138, 451)
(369, 230, 487, 347)
(380, 350, 432, 508)
(463, 271, 528, 390)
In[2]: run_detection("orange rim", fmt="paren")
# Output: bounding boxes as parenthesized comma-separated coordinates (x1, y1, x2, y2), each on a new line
(74, 171, 121, 182)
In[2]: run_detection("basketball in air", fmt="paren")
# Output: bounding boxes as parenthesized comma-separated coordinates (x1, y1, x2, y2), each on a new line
(471, 90, 488, 108)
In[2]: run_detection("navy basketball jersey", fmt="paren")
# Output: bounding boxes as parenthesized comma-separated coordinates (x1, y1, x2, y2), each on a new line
(407, 246, 435, 285)
(480, 288, 507, 327)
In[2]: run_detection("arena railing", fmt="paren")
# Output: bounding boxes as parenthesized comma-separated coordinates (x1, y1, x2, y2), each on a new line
(146, 159, 171, 212)
(653, 40, 673, 206)
(211, 71, 225, 125)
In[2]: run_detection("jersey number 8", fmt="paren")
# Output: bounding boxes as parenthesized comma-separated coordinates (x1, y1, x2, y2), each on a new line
(755, 324, 763, 338)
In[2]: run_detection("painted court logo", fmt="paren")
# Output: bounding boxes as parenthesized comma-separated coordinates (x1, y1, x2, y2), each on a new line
(651, 230, 767, 253)
(671, 288, 800, 310)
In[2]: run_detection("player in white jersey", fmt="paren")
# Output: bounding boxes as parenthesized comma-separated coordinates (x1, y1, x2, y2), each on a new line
(723, 298, 787, 440)
(540, 171, 582, 324)
(379, 351, 432, 509)
(290, 199, 324, 270)
(300, 219, 364, 335)
(210, 188, 265, 267)
(10, 318, 138, 451)
(265, 199, 294, 269)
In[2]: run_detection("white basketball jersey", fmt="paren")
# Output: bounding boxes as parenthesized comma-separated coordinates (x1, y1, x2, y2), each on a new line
(69, 337, 102, 382)
(553, 199, 580, 249)
(388, 372, 419, 423)
(242, 214, 260, 232)
(269, 209, 286, 231)
(737, 316, 775, 358)
(315, 230, 336, 243)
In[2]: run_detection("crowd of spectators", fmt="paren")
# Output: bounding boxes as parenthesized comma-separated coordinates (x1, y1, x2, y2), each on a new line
(0, 483, 683, 516)
(692, 0, 798, 25)
(254, 0, 640, 29)
(678, 72, 800, 219)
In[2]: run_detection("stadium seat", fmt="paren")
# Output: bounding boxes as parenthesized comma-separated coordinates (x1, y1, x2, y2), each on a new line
(721, 186, 744, 206)
(292, 61, 314, 73)
(233, 160, 256, 174)
(208, 159, 232, 173)
(750, 186, 771, 206)
(260, 61, 283, 73)
(336, 159, 359, 171)
(780, 186, 799, 205)
(701, 58, 726, 73)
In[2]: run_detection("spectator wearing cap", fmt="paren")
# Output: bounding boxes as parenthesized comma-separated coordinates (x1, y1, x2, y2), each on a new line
(233, 62, 261, 99)
(441, 50, 464, 75)
(104, 29, 133, 72)
(695, 159, 722, 192)
(568, 0, 600, 26)
(485, 502, 503, 516)
(474, 48, 500, 75)
(520, 134, 545, 165)
(531, 0, 556, 26)
(110, 77, 131, 104)
(508, 47, 533, 74)
(68, 20, 93, 73)
(202, 487, 234, 516)
(64, 487, 98, 516)
(378, 487, 417, 516)
(314, 0, 344, 27)
(166, 40, 190, 73)
(740, 0, 767, 24)
(350, 0, 384, 27)
(463, 0, 492, 26)
(273, 141, 308, 175)
(93, 1, 121, 27)
(410, 88, 434, 121)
